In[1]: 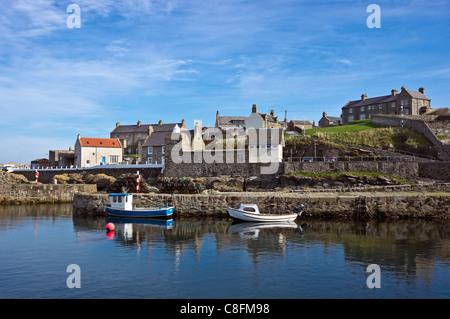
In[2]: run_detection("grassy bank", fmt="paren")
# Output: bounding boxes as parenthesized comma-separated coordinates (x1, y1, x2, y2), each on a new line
(303, 119, 432, 153)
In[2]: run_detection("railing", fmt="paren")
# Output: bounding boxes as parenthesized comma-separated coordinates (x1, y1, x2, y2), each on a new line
(285, 155, 416, 162)
(10, 163, 165, 172)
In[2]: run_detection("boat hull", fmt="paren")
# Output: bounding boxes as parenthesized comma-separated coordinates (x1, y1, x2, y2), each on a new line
(106, 206, 174, 218)
(227, 208, 298, 222)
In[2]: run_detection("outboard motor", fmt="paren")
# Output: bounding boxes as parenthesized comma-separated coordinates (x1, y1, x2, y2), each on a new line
(294, 204, 311, 217)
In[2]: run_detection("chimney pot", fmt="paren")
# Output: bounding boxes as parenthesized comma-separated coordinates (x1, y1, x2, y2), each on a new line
(391, 89, 398, 96)
(419, 87, 425, 94)
(361, 94, 367, 101)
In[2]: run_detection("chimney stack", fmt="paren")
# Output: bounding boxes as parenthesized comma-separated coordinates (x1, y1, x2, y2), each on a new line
(391, 89, 398, 96)
(270, 109, 275, 116)
(116, 122, 120, 127)
(361, 94, 367, 101)
(252, 104, 257, 113)
(137, 120, 142, 127)
(419, 87, 425, 94)
(158, 120, 163, 125)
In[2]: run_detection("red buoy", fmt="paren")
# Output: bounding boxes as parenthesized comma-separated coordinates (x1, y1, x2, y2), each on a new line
(106, 222, 115, 231)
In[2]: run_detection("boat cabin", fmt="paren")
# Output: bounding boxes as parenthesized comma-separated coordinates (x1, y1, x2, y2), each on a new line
(109, 193, 133, 211)
(238, 204, 260, 214)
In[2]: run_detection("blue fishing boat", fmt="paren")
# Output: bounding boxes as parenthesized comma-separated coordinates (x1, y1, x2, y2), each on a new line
(105, 193, 174, 218)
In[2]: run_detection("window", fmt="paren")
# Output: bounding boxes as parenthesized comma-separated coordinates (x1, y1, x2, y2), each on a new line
(349, 108, 353, 114)
(349, 116, 354, 122)
(110, 155, 119, 164)
(162, 146, 165, 154)
(361, 106, 364, 111)
(392, 102, 395, 107)
(379, 105, 382, 110)
(86, 160, 90, 164)
(147, 158, 152, 164)
(127, 133, 131, 138)
(360, 115, 366, 120)
(148, 147, 153, 155)
(404, 108, 409, 115)
(115, 134, 119, 138)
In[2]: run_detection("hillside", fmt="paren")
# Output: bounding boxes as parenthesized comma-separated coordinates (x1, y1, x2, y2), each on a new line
(302, 120, 434, 156)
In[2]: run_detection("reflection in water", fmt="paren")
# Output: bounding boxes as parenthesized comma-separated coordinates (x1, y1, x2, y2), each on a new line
(1, 204, 449, 298)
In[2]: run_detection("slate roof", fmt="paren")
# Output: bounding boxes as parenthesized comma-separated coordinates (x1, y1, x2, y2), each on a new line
(142, 132, 168, 147)
(111, 124, 152, 133)
(217, 116, 248, 126)
(343, 89, 430, 109)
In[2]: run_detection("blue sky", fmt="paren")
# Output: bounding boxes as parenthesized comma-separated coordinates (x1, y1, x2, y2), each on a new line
(1, 0, 450, 164)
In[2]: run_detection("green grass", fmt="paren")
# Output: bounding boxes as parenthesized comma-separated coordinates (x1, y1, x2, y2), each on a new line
(306, 119, 383, 135)
(301, 119, 431, 150)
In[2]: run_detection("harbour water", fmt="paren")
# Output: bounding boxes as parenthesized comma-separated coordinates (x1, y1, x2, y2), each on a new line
(0, 204, 449, 299)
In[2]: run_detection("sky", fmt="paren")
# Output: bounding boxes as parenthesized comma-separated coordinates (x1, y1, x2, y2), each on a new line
(1, 0, 450, 164)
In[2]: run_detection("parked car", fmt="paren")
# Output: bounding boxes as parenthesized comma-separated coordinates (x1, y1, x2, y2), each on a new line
(324, 156, 336, 162)
(302, 157, 313, 162)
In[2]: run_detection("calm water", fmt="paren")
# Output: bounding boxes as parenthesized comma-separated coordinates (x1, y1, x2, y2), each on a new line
(0, 204, 449, 299)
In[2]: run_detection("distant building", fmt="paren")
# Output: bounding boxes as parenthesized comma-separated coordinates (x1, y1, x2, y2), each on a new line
(341, 86, 432, 125)
(215, 111, 247, 129)
(141, 121, 186, 165)
(74, 135, 122, 167)
(30, 158, 50, 169)
(110, 121, 154, 156)
(318, 112, 341, 127)
(288, 120, 314, 133)
(245, 104, 284, 129)
(49, 148, 75, 167)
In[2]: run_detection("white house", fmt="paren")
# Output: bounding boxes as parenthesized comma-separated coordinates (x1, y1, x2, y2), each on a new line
(74, 134, 122, 167)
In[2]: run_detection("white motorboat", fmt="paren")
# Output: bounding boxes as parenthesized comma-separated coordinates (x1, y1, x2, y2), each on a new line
(227, 204, 310, 222)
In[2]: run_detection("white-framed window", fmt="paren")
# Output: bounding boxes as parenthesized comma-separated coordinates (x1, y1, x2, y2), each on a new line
(162, 146, 165, 154)
(404, 108, 409, 115)
(148, 147, 153, 155)
(379, 105, 382, 110)
(392, 102, 395, 107)
(110, 155, 119, 164)
(361, 106, 364, 111)
(349, 108, 353, 114)
(147, 157, 152, 164)
(360, 115, 366, 120)
(349, 116, 354, 122)
(137, 133, 142, 138)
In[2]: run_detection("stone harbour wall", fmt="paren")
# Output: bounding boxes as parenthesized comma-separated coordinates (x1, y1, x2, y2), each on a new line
(73, 191, 450, 220)
(284, 160, 418, 181)
(0, 184, 97, 204)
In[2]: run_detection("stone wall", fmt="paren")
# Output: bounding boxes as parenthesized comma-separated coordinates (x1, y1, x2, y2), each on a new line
(284, 161, 418, 181)
(372, 115, 450, 160)
(0, 184, 97, 204)
(12, 166, 162, 184)
(418, 161, 450, 181)
(73, 192, 450, 220)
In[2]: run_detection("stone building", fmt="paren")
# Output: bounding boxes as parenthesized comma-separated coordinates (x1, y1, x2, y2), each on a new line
(318, 112, 341, 127)
(49, 148, 75, 167)
(141, 121, 186, 165)
(110, 121, 153, 156)
(245, 104, 284, 129)
(30, 158, 50, 169)
(215, 111, 247, 129)
(341, 86, 431, 125)
(74, 134, 122, 167)
(288, 120, 314, 133)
